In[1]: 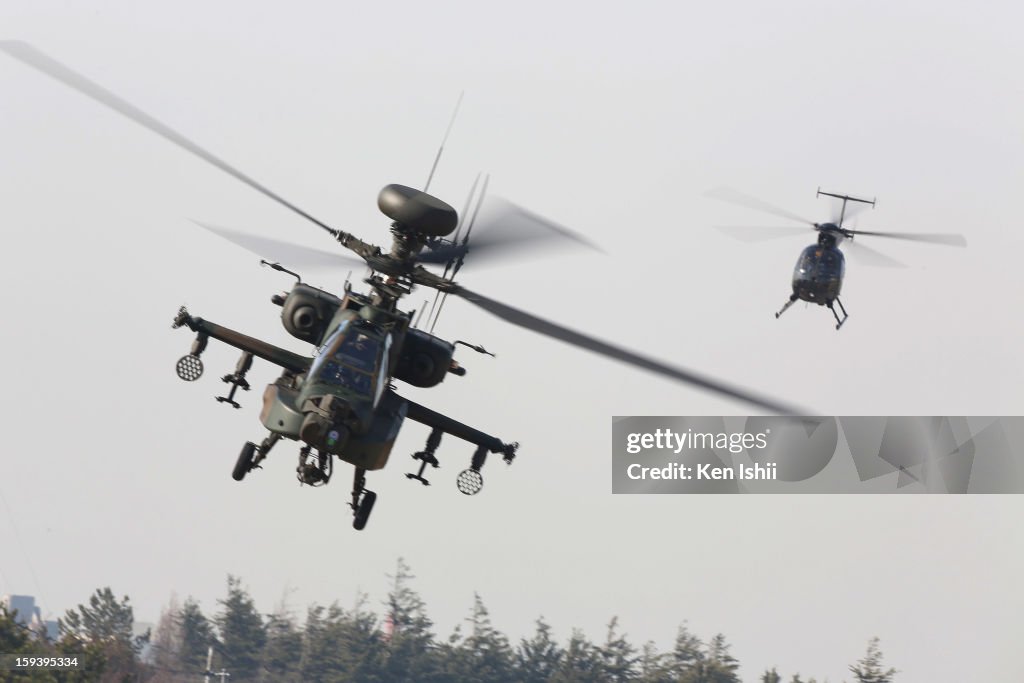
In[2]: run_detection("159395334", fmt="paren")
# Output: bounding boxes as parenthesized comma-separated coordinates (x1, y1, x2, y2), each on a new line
(0, 654, 81, 671)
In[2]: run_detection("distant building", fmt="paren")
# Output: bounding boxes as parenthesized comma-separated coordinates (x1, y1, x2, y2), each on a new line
(2, 594, 59, 641)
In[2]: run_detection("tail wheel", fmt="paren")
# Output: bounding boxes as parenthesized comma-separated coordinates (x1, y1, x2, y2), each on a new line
(232, 442, 257, 481)
(353, 491, 377, 530)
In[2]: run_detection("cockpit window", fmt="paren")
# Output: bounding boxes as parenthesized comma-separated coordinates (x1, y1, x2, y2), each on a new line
(319, 360, 373, 395)
(308, 321, 382, 396)
(332, 333, 377, 372)
(794, 246, 845, 281)
(797, 247, 820, 275)
(308, 320, 349, 378)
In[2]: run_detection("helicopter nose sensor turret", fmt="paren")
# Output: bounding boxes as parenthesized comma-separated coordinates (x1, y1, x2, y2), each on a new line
(377, 184, 458, 236)
(299, 395, 353, 455)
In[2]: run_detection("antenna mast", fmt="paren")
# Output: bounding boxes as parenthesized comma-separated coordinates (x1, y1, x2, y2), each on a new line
(423, 91, 464, 193)
(430, 173, 489, 333)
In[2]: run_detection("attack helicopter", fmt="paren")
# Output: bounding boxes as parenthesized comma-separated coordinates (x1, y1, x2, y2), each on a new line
(3, 41, 803, 530)
(708, 187, 967, 329)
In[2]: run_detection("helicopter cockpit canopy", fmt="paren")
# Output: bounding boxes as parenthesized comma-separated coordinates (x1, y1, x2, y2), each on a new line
(309, 320, 391, 404)
(795, 244, 845, 281)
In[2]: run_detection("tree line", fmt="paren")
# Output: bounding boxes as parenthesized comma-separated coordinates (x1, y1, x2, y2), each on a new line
(1, 559, 896, 683)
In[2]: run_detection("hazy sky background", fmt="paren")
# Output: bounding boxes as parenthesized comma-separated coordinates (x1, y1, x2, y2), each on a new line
(1, 2, 1022, 681)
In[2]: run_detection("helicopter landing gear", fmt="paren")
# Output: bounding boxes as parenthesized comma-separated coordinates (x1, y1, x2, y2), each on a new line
(775, 294, 798, 319)
(232, 442, 257, 481)
(297, 445, 332, 486)
(406, 428, 442, 485)
(232, 433, 279, 481)
(350, 467, 376, 530)
(828, 297, 849, 330)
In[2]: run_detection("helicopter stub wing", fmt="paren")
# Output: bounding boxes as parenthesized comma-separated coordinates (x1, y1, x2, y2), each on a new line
(173, 307, 311, 374)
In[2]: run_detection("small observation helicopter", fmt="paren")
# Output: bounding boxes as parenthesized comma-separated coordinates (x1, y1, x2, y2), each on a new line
(3, 42, 803, 530)
(709, 187, 967, 329)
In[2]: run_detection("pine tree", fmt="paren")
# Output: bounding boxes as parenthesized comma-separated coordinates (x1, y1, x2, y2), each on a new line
(147, 594, 183, 682)
(704, 633, 740, 683)
(516, 617, 563, 683)
(299, 601, 384, 683)
(849, 637, 896, 683)
(761, 667, 781, 683)
(669, 622, 704, 681)
(380, 558, 440, 681)
(550, 628, 604, 683)
(331, 593, 385, 683)
(58, 587, 145, 681)
(260, 606, 302, 682)
(59, 587, 139, 648)
(0, 605, 56, 682)
(299, 603, 341, 681)
(176, 596, 216, 676)
(215, 575, 266, 681)
(1, 604, 32, 653)
(435, 622, 466, 680)
(636, 640, 673, 683)
(599, 617, 637, 682)
(457, 592, 514, 683)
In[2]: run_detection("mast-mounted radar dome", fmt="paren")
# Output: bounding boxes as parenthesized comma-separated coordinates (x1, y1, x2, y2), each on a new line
(377, 184, 458, 236)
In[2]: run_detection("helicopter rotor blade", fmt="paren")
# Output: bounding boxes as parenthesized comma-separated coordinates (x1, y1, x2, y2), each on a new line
(448, 173, 482, 256)
(193, 220, 366, 270)
(448, 285, 805, 415)
(420, 196, 604, 267)
(0, 41, 341, 239)
(425, 174, 484, 330)
(427, 175, 491, 333)
(844, 229, 967, 247)
(451, 174, 489, 277)
(843, 239, 907, 268)
(706, 187, 817, 227)
(713, 225, 811, 242)
(468, 196, 605, 260)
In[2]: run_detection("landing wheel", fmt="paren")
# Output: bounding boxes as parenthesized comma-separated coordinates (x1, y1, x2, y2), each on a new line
(353, 491, 376, 530)
(232, 442, 257, 481)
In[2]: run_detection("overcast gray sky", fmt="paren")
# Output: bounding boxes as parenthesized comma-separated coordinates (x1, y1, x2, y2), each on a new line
(1, 2, 1022, 681)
